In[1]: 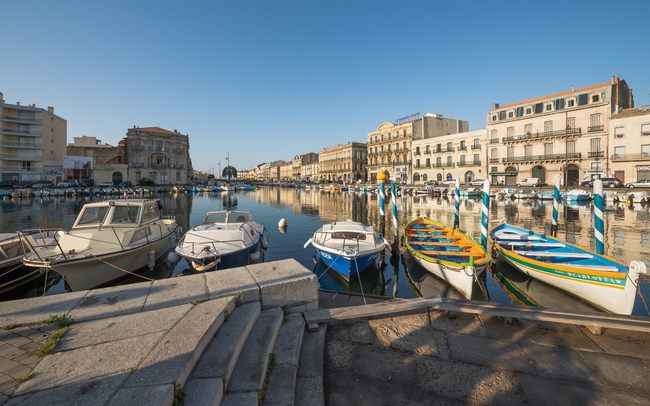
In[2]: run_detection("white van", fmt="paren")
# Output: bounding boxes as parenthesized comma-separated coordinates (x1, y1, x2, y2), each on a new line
(516, 178, 540, 187)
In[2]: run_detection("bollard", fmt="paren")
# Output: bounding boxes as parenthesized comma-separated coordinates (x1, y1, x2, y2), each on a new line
(454, 178, 460, 229)
(481, 179, 490, 248)
(594, 179, 604, 255)
(551, 175, 561, 237)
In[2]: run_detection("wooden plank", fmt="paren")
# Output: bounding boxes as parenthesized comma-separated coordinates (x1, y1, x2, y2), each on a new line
(514, 250, 593, 259)
(435, 298, 650, 333)
(405, 233, 461, 239)
(303, 296, 443, 324)
(417, 250, 483, 256)
(551, 262, 622, 272)
(504, 242, 565, 248)
(406, 241, 474, 247)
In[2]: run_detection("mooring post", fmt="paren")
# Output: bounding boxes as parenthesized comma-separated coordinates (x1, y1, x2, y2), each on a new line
(481, 179, 490, 248)
(378, 171, 386, 237)
(454, 178, 460, 230)
(594, 178, 604, 255)
(551, 175, 561, 237)
(390, 180, 398, 253)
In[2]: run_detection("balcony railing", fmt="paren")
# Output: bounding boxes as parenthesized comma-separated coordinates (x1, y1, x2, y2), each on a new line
(433, 162, 455, 168)
(0, 140, 40, 148)
(471, 145, 481, 150)
(457, 161, 481, 167)
(588, 125, 604, 133)
(1, 114, 42, 124)
(611, 153, 650, 161)
(150, 163, 166, 168)
(0, 153, 43, 161)
(502, 128, 581, 143)
(173, 164, 184, 169)
(414, 152, 421, 156)
(0, 128, 42, 136)
(588, 151, 605, 158)
(132, 145, 144, 150)
(132, 163, 145, 168)
(502, 152, 582, 163)
(414, 164, 431, 169)
(489, 158, 500, 163)
(0, 166, 42, 172)
(432, 147, 455, 154)
(173, 148, 184, 153)
(457, 146, 467, 151)
(489, 138, 499, 144)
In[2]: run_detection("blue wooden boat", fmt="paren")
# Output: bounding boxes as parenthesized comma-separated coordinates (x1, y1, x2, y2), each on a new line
(304, 220, 390, 279)
(562, 189, 590, 201)
(403, 218, 491, 299)
(489, 222, 647, 314)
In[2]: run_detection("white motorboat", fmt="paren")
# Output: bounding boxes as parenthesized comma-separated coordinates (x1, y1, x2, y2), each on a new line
(174, 211, 268, 272)
(20, 199, 180, 291)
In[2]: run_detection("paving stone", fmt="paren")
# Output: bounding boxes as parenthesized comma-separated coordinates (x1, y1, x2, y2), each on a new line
(227, 307, 283, 393)
(0, 291, 88, 326)
(5, 372, 127, 406)
(297, 324, 326, 380)
(447, 332, 536, 374)
(183, 377, 223, 406)
(144, 273, 207, 311)
(67, 282, 153, 322)
(516, 318, 603, 352)
(295, 377, 324, 406)
(107, 384, 174, 406)
(246, 259, 318, 309)
(329, 320, 375, 344)
(369, 309, 431, 328)
(58, 303, 191, 351)
(324, 337, 357, 371)
(191, 302, 261, 384)
(205, 266, 259, 304)
(476, 314, 528, 341)
(14, 331, 163, 396)
(264, 364, 297, 406)
(519, 341, 597, 382)
(369, 319, 439, 356)
(581, 327, 650, 359)
(580, 351, 650, 394)
(272, 313, 305, 366)
(126, 297, 232, 388)
(430, 309, 488, 337)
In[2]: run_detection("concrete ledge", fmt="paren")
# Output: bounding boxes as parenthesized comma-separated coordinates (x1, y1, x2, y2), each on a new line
(264, 364, 297, 406)
(67, 282, 153, 322)
(246, 260, 318, 310)
(107, 384, 175, 406)
(205, 267, 259, 304)
(221, 392, 258, 406)
(183, 377, 223, 406)
(144, 274, 207, 311)
(0, 290, 89, 326)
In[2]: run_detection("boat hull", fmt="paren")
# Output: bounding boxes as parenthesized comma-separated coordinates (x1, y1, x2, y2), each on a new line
(316, 248, 382, 279)
(489, 223, 640, 314)
(182, 240, 263, 272)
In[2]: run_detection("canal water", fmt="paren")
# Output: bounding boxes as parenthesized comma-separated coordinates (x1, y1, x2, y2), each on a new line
(1, 186, 649, 317)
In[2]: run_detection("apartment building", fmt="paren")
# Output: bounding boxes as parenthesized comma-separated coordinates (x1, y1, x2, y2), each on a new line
(280, 162, 293, 181)
(411, 129, 486, 184)
(301, 161, 319, 182)
(319, 142, 367, 183)
(125, 126, 192, 185)
(486, 77, 633, 187)
(609, 105, 650, 183)
(369, 113, 468, 184)
(0, 92, 67, 183)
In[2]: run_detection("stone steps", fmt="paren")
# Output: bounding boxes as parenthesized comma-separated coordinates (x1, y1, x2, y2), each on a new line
(184, 307, 324, 406)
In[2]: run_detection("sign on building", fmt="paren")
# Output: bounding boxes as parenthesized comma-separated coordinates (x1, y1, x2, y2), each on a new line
(63, 156, 93, 170)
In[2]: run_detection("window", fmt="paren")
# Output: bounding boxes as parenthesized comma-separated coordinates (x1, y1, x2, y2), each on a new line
(460, 155, 466, 165)
(524, 124, 532, 135)
(436, 157, 442, 166)
(447, 142, 452, 151)
(136, 172, 141, 180)
(507, 146, 514, 158)
(447, 156, 452, 166)
(460, 140, 466, 150)
(614, 146, 625, 159)
(499, 111, 506, 120)
(555, 99, 565, 110)
(591, 161, 602, 170)
(143, 203, 160, 222)
(416, 159, 420, 167)
(525, 108, 532, 114)
(578, 94, 588, 106)
(545, 103, 552, 111)
(492, 115, 497, 121)
(567, 99, 575, 107)
(473, 154, 480, 164)
(426, 158, 430, 167)
(590, 138, 601, 153)
(147, 140, 153, 150)
(516, 107, 524, 117)
(490, 129, 497, 141)
(473, 139, 479, 148)
(507, 127, 514, 138)
(508, 112, 513, 118)
(544, 143, 553, 156)
(491, 148, 498, 159)
(111, 205, 140, 224)
(388, 133, 391, 140)
(590, 114, 602, 132)
(642, 123, 650, 136)
(544, 121, 553, 134)
(592, 94, 600, 103)
(567, 141, 576, 154)
(614, 127, 625, 138)
(525, 145, 532, 158)
(534, 103, 543, 114)
(566, 117, 576, 130)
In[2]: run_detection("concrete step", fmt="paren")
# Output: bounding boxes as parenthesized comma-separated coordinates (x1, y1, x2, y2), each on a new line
(295, 323, 326, 406)
(223, 307, 284, 402)
(184, 302, 261, 406)
(264, 313, 306, 406)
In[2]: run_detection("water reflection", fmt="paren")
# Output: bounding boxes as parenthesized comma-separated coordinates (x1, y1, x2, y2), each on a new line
(1, 188, 649, 316)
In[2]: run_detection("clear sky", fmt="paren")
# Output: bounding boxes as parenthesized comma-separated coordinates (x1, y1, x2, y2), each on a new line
(2, 0, 649, 173)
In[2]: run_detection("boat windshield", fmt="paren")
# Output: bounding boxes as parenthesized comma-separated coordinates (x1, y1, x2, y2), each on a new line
(228, 212, 251, 223)
(0, 239, 27, 260)
(142, 203, 160, 223)
(111, 205, 140, 224)
(331, 232, 366, 240)
(77, 206, 110, 226)
(205, 212, 227, 223)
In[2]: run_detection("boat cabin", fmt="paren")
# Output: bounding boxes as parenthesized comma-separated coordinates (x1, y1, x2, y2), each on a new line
(204, 211, 253, 224)
(73, 199, 163, 229)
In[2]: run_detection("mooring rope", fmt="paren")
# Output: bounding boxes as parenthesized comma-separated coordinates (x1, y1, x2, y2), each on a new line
(89, 254, 154, 281)
(353, 255, 367, 305)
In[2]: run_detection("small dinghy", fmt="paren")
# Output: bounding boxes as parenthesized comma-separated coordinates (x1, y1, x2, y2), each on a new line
(304, 220, 390, 280)
(404, 218, 491, 299)
(175, 211, 268, 272)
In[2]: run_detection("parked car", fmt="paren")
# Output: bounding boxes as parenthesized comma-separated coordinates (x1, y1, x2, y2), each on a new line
(468, 179, 487, 186)
(516, 178, 540, 187)
(13, 181, 32, 189)
(57, 180, 78, 188)
(440, 180, 456, 186)
(99, 180, 114, 187)
(79, 179, 95, 187)
(626, 179, 650, 188)
(31, 181, 54, 189)
(119, 181, 133, 188)
(0, 180, 18, 189)
(581, 178, 623, 188)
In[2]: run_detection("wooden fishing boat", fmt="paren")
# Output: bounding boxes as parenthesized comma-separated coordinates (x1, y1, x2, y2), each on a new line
(563, 189, 590, 201)
(304, 220, 390, 279)
(403, 218, 491, 299)
(489, 222, 647, 314)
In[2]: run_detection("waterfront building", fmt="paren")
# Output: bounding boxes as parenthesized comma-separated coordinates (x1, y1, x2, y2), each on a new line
(368, 113, 468, 184)
(609, 105, 650, 183)
(486, 77, 633, 187)
(66, 136, 128, 185)
(268, 160, 286, 182)
(237, 169, 256, 180)
(318, 142, 367, 183)
(125, 126, 192, 185)
(256, 163, 269, 182)
(280, 162, 293, 181)
(301, 161, 319, 183)
(411, 129, 486, 184)
(0, 92, 67, 183)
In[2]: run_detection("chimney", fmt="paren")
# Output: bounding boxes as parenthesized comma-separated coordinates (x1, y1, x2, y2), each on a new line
(611, 75, 615, 84)
(16, 102, 20, 105)
(0, 92, 4, 103)
(571, 85, 574, 91)
(493, 102, 499, 110)
(47, 106, 54, 113)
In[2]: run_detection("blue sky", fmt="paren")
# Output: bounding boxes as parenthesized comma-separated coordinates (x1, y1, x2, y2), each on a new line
(2, 0, 649, 172)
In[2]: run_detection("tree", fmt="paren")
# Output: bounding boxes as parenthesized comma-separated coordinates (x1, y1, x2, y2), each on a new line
(222, 166, 237, 180)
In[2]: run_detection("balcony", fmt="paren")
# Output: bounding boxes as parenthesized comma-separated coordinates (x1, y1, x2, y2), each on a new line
(432, 147, 455, 154)
(433, 162, 455, 168)
(173, 164, 184, 169)
(457, 146, 467, 151)
(502, 152, 582, 163)
(611, 153, 650, 162)
(1, 114, 42, 125)
(132, 163, 145, 168)
(132, 145, 144, 151)
(471, 145, 481, 150)
(588, 151, 605, 158)
(414, 164, 431, 169)
(0, 165, 42, 173)
(0, 153, 43, 161)
(0, 140, 41, 148)
(588, 125, 604, 133)
(150, 163, 166, 168)
(502, 128, 582, 143)
(457, 161, 481, 167)
(414, 151, 421, 156)
(489, 138, 499, 144)
(174, 148, 184, 153)
(489, 158, 500, 163)
(0, 127, 42, 137)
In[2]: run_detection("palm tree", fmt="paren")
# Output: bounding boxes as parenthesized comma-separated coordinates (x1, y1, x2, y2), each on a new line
(222, 166, 237, 180)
